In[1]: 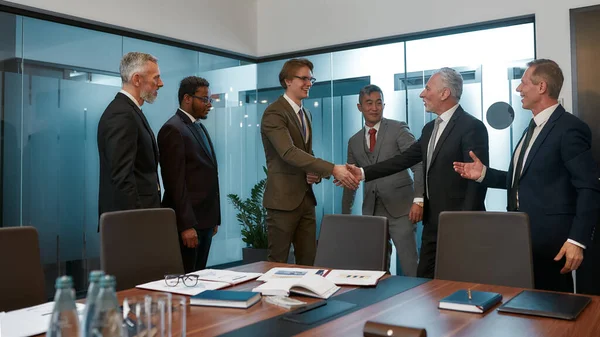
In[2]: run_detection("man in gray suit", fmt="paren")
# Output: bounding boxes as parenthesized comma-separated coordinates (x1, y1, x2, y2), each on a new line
(342, 84, 424, 276)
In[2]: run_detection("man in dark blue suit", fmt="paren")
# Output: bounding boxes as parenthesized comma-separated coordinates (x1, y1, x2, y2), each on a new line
(158, 76, 220, 273)
(454, 59, 600, 292)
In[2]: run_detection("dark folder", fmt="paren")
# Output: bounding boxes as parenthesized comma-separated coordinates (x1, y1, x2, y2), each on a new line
(497, 290, 591, 320)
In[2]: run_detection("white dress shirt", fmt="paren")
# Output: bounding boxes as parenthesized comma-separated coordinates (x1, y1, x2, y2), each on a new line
(119, 89, 141, 109)
(179, 108, 196, 123)
(283, 94, 310, 143)
(427, 104, 459, 152)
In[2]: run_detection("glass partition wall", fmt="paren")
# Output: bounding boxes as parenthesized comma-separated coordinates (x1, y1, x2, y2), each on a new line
(0, 8, 535, 297)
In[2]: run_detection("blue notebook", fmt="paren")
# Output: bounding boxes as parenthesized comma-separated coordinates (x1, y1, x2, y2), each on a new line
(439, 290, 502, 313)
(191, 290, 261, 309)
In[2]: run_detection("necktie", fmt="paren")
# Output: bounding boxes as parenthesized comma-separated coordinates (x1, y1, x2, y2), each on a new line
(426, 117, 443, 173)
(194, 121, 214, 158)
(298, 108, 307, 139)
(368, 128, 377, 152)
(508, 118, 536, 211)
(426, 117, 443, 198)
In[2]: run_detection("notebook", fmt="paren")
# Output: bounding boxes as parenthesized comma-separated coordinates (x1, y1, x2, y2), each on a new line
(191, 290, 261, 309)
(252, 274, 340, 299)
(497, 290, 591, 320)
(438, 290, 502, 313)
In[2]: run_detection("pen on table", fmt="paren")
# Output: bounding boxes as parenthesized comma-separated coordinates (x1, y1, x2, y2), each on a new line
(467, 289, 472, 300)
(292, 300, 327, 314)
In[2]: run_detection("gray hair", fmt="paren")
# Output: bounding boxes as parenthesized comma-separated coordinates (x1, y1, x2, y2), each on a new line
(436, 67, 463, 101)
(358, 84, 384, 104)
(119, 52, 158, 83)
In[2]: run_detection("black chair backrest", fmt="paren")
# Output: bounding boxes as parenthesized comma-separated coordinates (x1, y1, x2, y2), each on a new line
(314, 214, 388, 271)
(435, 211, 534, 288)
(100, 208, 184, 291)
(0, 226, 46, 311)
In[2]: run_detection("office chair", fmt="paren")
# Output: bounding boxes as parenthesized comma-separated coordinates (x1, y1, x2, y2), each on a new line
(435, 211, 534, 288)
(314, 214, 388, 271)
(100, 208, 184, 291)
(0, 226, 47, 311)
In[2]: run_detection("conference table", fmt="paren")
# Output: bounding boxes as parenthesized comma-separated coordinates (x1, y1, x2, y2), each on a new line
(113, 261, 600, 337)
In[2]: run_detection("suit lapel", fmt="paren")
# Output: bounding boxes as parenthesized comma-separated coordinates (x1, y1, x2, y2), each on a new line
(304, 107, 313, 152)
(429, 106, 462, 168)
(355, 130, 372, 164)
(278, 96, 308, 151)
(178, 110, 216, 166)
(119, 93, 159, 165)
(198, 122, 218, 166)
(520, 105, 563, 178)
(372, 119, 388, 162)
(507, 129, 527, 187)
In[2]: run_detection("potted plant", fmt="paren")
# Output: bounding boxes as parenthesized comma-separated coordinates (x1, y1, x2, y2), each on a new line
(227, 167, 269, 264)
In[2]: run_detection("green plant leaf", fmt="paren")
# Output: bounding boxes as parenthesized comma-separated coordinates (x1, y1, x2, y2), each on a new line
(227, 166, 269, 249)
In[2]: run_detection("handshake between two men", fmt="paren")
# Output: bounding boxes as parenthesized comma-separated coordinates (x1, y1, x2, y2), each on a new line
(305, 164, 363, 190)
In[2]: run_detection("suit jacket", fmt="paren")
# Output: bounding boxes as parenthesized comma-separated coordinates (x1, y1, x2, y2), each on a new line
(482, 105, 600, 257)
(158, 110, 221, 232)
(97, 92, 160, 219)
(364, 105, 489, 227)
(342, 118, 424, 218)
(261, 95, 334, 211)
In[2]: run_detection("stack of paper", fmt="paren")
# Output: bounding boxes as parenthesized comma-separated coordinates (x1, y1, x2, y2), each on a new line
(0, 302, 85, 337)
(136, 278, 229, 296)
(189, 269, 262, 285)
(136, 269, 263, 296)
(257, 267, 328, 282)
(325, 270, 386, 286)
(258, 267, 385, 287)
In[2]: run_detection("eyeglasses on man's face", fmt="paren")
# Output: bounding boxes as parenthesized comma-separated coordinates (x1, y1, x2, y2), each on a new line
(293, 76, 317, 85)
(190, 95, 213, 104)
(164, 274, 204, 287)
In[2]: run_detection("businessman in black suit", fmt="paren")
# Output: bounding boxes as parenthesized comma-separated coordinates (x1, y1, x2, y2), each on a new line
(158, 76, 220, 272)
(346, 68, 489, 278)
(454, 59, 600, 292)
(97, 52, 163, 222)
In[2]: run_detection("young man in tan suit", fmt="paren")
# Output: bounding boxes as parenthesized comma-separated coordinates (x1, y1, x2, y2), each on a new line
(260, 58, 358, 266)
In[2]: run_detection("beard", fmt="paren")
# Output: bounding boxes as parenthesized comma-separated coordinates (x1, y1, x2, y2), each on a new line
(140, 90, 157, 104)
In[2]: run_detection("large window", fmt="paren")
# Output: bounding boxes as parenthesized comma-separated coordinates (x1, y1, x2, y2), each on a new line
(255, 22, 535, 273)
(1, 14, 253, 296)
(0, 8, 535, 296)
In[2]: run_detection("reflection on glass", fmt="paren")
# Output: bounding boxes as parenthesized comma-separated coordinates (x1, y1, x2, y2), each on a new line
(1, 9, 534, 295)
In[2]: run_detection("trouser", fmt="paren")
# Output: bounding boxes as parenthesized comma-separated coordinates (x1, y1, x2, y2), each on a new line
(266, 194, 316, 266)
(373, 198, 418, 276)
(180, 226, 214, 273)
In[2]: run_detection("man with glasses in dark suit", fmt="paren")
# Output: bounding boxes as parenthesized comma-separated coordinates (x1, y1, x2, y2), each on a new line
(158, 76, 220, 273)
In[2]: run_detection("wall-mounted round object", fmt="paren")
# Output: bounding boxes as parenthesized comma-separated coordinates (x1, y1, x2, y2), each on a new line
(486, 102, 515, 130)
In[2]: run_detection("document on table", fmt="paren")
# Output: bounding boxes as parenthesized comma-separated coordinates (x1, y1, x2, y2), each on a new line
(0, 302, 85, 337)
(325, 270, 386, 286)
(136, 278, 230, 296)
(189, 269, 262, 285)
(257, 267, 329, 282)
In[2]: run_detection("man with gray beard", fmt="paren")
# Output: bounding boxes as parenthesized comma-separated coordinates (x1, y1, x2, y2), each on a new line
(97, 52, 164, 225)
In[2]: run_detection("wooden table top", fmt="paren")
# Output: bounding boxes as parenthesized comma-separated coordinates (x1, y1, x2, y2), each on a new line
(112, 261, 600, 337)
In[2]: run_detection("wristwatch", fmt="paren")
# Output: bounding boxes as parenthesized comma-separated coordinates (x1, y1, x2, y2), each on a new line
(414, 202, 424, 207)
